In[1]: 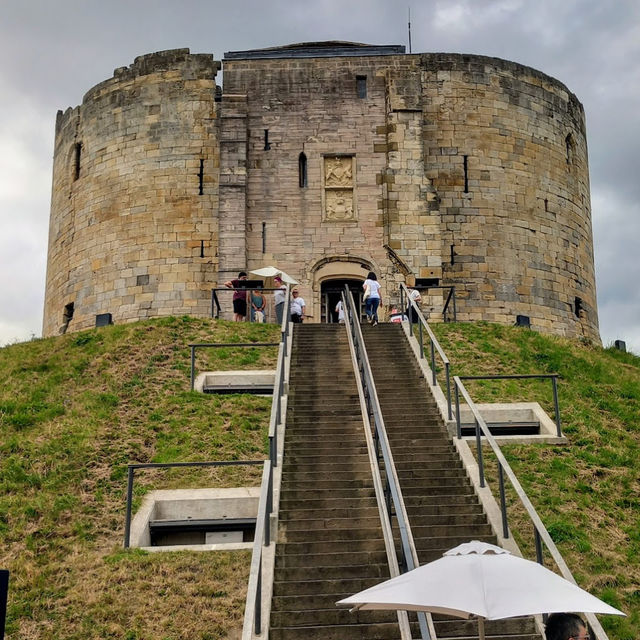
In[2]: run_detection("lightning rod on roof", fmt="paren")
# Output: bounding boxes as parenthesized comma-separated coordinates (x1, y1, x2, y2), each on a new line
(408, 7, 412, 54)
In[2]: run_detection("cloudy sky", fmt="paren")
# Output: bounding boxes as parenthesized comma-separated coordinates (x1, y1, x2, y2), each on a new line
(1, 0, 639, 352)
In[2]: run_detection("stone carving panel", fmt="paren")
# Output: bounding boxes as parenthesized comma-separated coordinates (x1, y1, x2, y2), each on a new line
(325, 189, 354, 221)
(324, 156, 355, 221)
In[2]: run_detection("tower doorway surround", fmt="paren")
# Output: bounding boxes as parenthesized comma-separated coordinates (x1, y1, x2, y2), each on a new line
(311, 256, 377, 324)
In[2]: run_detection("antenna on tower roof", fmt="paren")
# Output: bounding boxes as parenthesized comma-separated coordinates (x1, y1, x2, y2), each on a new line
(408, 6, 412, 54)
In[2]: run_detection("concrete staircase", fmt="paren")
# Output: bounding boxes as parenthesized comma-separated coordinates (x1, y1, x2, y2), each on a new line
(363, 323, 542, 640)
(270, 324, 403, 639)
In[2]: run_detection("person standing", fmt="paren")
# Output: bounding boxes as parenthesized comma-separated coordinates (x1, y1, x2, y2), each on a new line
(224, 271, 248, 322)
(335, 299, 345, 324)
(406, 288, 422, 323)
(273, 276, 287, 325)
(250, 290, 266, 323)
(363, 272, 382, 326)
(290, 289, 306, 323)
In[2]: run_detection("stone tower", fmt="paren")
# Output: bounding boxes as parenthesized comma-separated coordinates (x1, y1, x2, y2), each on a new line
(43, 42, 599, 342)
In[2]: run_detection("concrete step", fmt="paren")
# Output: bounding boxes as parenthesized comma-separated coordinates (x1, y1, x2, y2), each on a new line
(272, 576, 388, 597)
(279, 487, 376, 501)
(275, 561, 390, 583)
(411, 533, 497, 553)
(269, 621, 406, 640)
(280, 516, 384, 532)
(270, 607, 394, 628)
(276, 537, 386, 555)
(280, 527, 385, 543)
(279, 506, 382, 521)
(273, 549, 389, 569)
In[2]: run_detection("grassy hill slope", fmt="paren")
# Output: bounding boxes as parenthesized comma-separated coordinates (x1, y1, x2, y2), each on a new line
(431, 322, 640, 640)
(0, 316, 280, 640)
(2, 317, 638, 639)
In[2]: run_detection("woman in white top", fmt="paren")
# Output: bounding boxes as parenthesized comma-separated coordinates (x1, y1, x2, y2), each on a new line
(363, 271, 382, 326)
(273, 276, 287, 325)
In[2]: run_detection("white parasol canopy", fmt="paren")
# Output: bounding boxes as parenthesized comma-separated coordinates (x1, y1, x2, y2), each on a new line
(249, 266, 298, 285)
(337, 541, 624, 639)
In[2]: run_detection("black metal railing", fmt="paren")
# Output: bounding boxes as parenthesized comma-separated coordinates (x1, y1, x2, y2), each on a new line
(451, 376, 609, 639)
(343, 286, 432, 640)
(400, 283, 453, 420)
(244, 284, 292, 638)
(455, 374, 562, 438)
(123, 460, 267, 549)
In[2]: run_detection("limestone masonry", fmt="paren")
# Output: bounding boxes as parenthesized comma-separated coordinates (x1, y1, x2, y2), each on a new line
(43, 42, 599, 341)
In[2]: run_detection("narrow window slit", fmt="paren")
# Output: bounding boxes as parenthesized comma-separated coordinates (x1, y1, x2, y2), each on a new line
(73, 143, 82, 181)
(463, 155, 469, 193)
(298, 153, 308, 188)
(198, 159, 204, 195)
(200, 240, 205, 258)
(356, 75, 367, 99)
(262, 223, 266, 254)
(264, 130, 271, 151)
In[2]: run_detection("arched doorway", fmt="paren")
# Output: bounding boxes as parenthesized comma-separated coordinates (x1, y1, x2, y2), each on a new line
(320, 279, 364, 323)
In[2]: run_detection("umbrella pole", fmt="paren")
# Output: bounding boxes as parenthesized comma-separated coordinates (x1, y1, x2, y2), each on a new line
(477, 617, 486, 640)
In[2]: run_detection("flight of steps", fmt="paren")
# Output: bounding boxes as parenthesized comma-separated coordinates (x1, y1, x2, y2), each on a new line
(363, 323, 542, 640)
(270, 324, 404, 639)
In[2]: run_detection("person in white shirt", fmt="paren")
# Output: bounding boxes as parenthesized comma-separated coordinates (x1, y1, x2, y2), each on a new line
(335, 300, 345, 324)
(290, 289, 306, 323)
(273, 276, 287, 325)
(406, 288, 422, 323)
(363, 271, 382, 326)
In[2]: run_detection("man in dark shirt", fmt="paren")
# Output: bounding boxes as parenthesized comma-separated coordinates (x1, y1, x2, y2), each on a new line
(224, 271, 248, 321)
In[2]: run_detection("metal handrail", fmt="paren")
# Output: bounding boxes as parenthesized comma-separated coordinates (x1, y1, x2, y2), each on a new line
(456, 374, 562, 438)
(189, 342, 280, 391)
(400, 283, 453, 420)
(243, 284, 291, 638)
(343, 286, 434, 640)
(123, 459, 264, 549)
(452, 376, 610, 640)
(242, 461, 273, 638)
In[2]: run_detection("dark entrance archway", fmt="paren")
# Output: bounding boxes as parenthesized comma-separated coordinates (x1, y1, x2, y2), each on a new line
(320, 278, 364, 323)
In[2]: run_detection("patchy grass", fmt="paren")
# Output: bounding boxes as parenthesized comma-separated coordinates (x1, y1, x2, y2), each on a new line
(431, 322, 640, 640)
(0, 316, 279, 639)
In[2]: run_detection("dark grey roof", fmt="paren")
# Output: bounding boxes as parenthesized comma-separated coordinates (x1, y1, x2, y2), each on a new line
(224, 41, 405, 60)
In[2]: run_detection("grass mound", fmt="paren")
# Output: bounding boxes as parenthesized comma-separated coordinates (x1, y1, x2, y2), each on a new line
(0, 316, 280, 639)
(431, 322, 640, 640)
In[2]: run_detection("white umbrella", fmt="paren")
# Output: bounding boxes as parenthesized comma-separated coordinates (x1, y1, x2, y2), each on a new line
(337, 541, 624, 640)
(249, 266, 298, 285)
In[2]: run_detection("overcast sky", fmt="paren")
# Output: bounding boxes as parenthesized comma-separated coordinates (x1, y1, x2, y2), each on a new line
(1, 0, 639, 352)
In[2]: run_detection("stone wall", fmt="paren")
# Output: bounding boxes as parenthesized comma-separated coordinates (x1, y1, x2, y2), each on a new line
(43, 44, 599, 342)
(420, 53, 598, 339)
(42, 49, 220, 336)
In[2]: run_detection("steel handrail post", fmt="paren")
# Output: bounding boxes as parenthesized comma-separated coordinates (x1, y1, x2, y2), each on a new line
(211, 289, 214, 318)
(452, 287, 457, 321)
(551, 375, 562, 437)
(418, 318, 424, 359)
(265, 465, 272, 547)
(190, 346, 196, 391)
(455, 383, 462, 438)
(255, 559, 262, 634)
(124, 466, 135, 548)
(430, 339, 436, 384)
(445, 363, 452, 420)
(535, 528, 544, 565)
(498, 463, 509, 538)
(475, 418, 485, 488)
